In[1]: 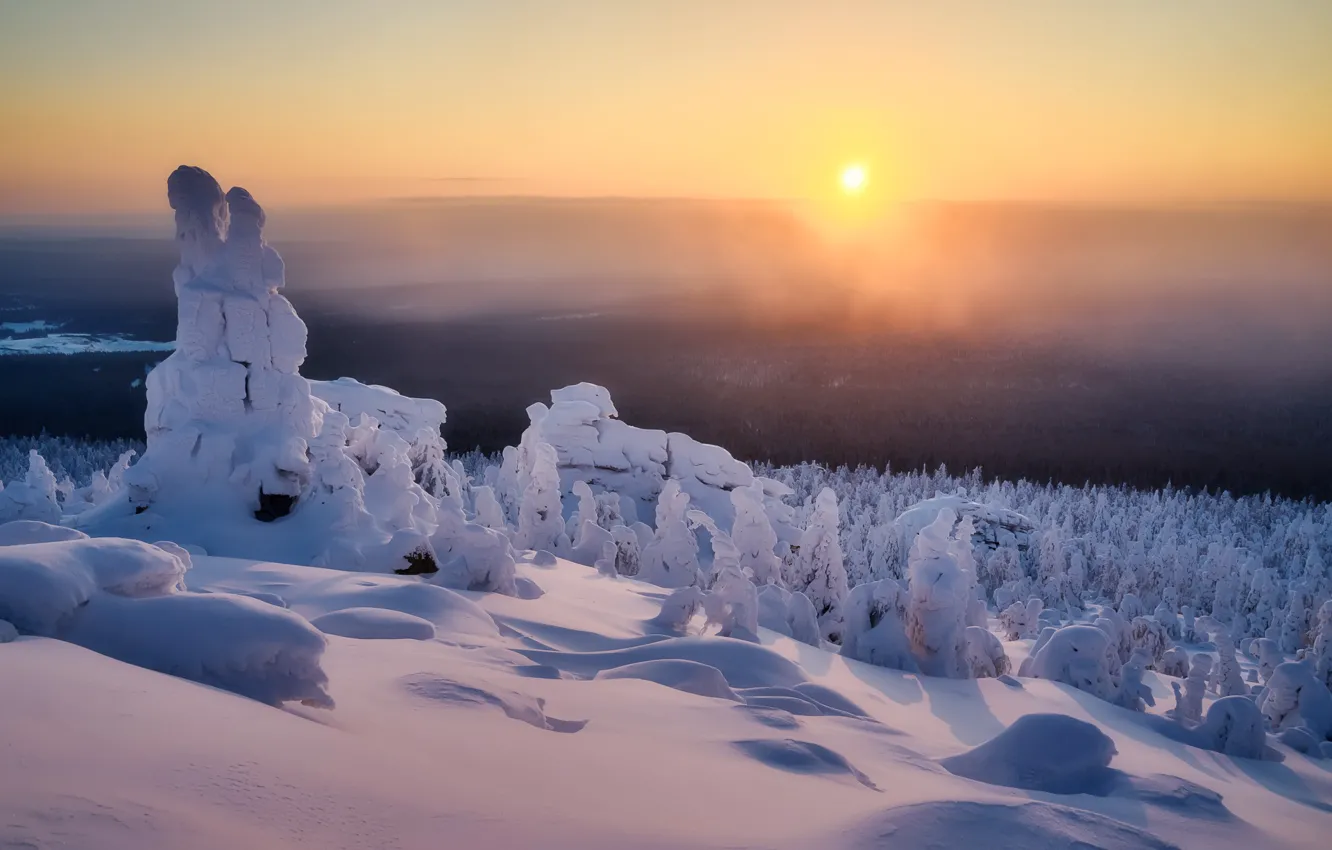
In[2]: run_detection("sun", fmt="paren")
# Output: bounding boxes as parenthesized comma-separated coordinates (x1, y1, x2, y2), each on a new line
(840, 163, 868, 194)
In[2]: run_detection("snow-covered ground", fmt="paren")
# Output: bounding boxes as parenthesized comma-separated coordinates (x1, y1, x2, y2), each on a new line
(0, 332, 175, 356)
(3, 552, 1329, 850)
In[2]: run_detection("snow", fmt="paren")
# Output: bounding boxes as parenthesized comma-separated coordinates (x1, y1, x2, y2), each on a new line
(0, 518, 88, 545)
(0, 537, 332, 707)
(310, 607, 437, 640)
(0, 333, 175, 356)
(940, 713, 1118, 794)
(5, 553, 1329, 850)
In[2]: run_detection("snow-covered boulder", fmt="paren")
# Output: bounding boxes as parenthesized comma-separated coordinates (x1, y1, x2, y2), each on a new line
(894, 494, 1035, 558)
(941, 714, 1118, 794)
(310, 378, 446, 439)
(517, 383, 770, 533)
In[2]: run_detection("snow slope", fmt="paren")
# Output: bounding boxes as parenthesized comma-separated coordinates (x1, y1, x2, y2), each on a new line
(3, 553, 1329, 850)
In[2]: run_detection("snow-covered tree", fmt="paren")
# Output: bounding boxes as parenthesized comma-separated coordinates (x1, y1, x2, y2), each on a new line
(1025, 625, 1118, 701)
(1169, 653, 1211, 726)
(905, 511, 979, 678)
(1115, 649, 1155, 712)
(515, 442, 569, 554)
(789, 487, 849, 641)
(730, 485, 783, 586)
(639, 480, 701, 588)
(0, 451, 61, 524)
(471, 485, 507, 531)
(1313, 600, 1332, 693)
(840, 579, 916, 671)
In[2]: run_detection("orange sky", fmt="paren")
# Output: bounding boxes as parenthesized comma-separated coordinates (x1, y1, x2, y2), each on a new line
(2, 1, 1330, 215)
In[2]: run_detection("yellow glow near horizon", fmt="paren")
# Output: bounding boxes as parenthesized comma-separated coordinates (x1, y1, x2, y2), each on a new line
(2, 2, 1331, 214)
(840, 164, 868, 195)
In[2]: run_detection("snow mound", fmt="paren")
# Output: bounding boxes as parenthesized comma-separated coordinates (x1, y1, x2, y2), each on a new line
(519, 635, 808, 689)
(401, 673, 586, 733)
(0, 520, 88, 546)
(733, 739, 879, 789)
(940, 713, 1118, 794)
(843, 800, 1178, 850)
(311, 607, 437, 640)
(64, 592, 332, 707)
(595, 658, 741, 701)
(0, 538, 188, 635)
(0, 619, 16, 643)
(283, 572, 500, 641)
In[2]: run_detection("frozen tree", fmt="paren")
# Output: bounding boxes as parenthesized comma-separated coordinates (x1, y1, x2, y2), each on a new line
(429, 508, 519, 596)
(1154, 602, 1181, 641)
(515, 442, 569, 555)
(756, 585, 821, 646)
(730, 485, 783, 586)
(639, 480, 701, 588)
(702, 564, 760, 641)
(1244, 568, 1280, 639)
(1280, 595, 1307, 655)
(1159, 646, 1190, 678)
(905, 510, 974, 678)
(1180, 605, 1197, 642)
(840, 579, 917, 671)
(963, 626, 1011, 678)
(471, 485, 507, 531)
(1194, 697, 1271, 759)
(1097, 607, 1134, 664)
(790, 488, 849, 641)
(1314, 600, 1332, 693)
(652, 586, 705, 631)
(1169, 653, 1211, 726)
(998, 599, 1041, 641)
(568, 480, 599, 543)
(1025, 625, 1118, 701)
(1260, 659, 1332, 741)
(495, 446, 521, 526)
(1119, 593, 1145, 621)
(1130, 616, 1171, 669)
(1207, 624, 1250, 697)
(610, 525, 643, 577)
(594, 540, 619, 578)
(1115, 649, 1155, 712)
(0, 451, 61, 523)
(596, 490, 626, 529)
(1253, 638, 1283, 684)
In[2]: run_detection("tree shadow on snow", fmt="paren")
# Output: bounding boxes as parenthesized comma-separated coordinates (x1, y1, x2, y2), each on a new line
(915, 677, 1006, 746)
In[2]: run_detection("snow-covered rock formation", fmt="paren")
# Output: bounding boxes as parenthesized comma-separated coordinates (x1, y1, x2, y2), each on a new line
(508, 382, 789, 533)
(71, 167, 520, 587)
(124, 167, 316, 516)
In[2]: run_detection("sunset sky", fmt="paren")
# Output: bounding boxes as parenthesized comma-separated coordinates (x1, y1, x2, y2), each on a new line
(2, 0, 1330, 214)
